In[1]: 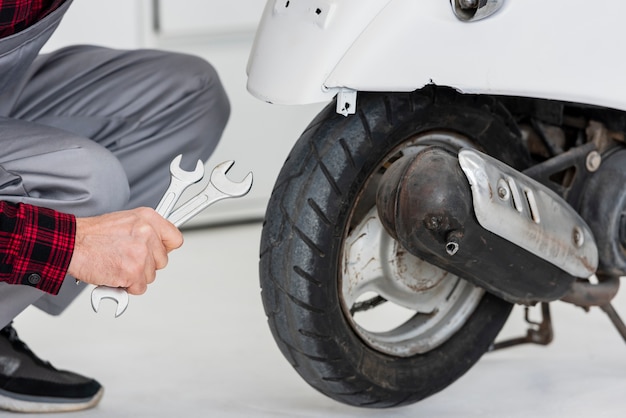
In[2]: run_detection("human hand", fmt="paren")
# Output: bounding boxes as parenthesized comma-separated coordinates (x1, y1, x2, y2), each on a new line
(68, 207, 183, 295)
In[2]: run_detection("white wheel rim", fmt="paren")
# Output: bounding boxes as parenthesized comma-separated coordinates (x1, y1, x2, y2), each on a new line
(339, 132, 484, 357)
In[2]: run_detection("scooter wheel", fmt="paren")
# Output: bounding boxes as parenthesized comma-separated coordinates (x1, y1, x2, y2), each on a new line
(259, 86, 523, 407)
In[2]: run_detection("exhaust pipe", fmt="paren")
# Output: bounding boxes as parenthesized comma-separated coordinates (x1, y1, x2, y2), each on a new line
(377, 146, 598, 305)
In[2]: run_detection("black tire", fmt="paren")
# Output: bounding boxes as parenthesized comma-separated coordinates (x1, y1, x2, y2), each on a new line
(259, 86, 524, 407)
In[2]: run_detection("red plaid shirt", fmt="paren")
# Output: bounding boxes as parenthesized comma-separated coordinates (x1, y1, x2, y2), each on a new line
(0, 202, 75, 294)
(0, 0, 73, 294)
(0, 0, 64, 38)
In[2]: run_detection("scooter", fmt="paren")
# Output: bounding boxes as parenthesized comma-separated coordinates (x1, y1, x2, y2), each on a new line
(246, 0, 626, 408)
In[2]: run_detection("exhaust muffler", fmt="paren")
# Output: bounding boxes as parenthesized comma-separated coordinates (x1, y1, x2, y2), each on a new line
(377, 146, 598, 304)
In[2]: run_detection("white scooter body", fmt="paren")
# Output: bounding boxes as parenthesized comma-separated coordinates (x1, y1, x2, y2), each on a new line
(247, 0, 626, 113)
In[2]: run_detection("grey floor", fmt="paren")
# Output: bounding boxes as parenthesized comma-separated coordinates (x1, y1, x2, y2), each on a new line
(12, 222, 626, 418)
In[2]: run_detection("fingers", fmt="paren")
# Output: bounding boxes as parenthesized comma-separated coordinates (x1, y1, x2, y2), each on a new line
(161, 224, 184, 252)
(125, 218, 172, 295)
(126, 282, 148, 296)
(153, 246, 170, 271)
(142, 207, 184, 252)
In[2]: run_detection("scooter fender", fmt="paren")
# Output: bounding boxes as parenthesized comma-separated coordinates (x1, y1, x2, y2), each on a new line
(246, 0, 393, 105)
(248, 0, 626, 114)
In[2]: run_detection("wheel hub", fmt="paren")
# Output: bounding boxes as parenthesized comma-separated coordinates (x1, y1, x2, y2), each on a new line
(341, 209, 483, 357)
(339, 132, 492, 357)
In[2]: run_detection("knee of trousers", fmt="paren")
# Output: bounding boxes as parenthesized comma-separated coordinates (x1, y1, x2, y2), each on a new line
(65, 143, 130, 216)
(154, 51, 231, 129)
(192, 55, 231, 128)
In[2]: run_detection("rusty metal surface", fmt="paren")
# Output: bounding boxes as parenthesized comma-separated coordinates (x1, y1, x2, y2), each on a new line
(491, 303, 554, 351)
(561, 276, 620, 309)
(459, 148, 598, 278)
(377, 146, 576, 304)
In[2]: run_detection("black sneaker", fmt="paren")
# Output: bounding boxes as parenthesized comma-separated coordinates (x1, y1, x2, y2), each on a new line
(0, 324, 103, 413)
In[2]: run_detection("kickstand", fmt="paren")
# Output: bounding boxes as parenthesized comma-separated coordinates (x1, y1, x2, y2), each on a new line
(600, 303, 626, 343)
(491, 302, 554, 351)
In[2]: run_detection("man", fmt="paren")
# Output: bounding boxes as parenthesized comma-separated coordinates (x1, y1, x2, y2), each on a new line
(0, 0, 230, 413)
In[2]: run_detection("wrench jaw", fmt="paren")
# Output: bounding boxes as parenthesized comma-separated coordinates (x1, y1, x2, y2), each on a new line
(210, 160, 254, 197)
(169, 154, 204, 183)
(91, 287, 129, 318)
(155, 154, 206, 218)
(166, 161, 254, 228)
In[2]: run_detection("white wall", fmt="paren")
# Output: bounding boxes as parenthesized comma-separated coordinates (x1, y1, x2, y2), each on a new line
(157, 0, 265, 36)
(42, 0, 146, 52)
(42, 1, 325, 226)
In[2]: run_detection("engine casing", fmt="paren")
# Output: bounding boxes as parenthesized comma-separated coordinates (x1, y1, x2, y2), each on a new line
(579, 148, 626, 277)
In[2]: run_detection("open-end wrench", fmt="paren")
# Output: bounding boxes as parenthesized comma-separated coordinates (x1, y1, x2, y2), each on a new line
(167, 160, 253, 227)
(91, 159, 253, 317)
(154, 154, 205, 218)
(91, 154, 204, 317)
(90, 286, 129, 318)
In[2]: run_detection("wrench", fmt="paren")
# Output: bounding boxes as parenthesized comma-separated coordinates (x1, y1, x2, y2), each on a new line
(91, 158, 253, 317)
(91, 154, 204, 317)
(154, 154, 205, 218)
(167, 160, 253, 227)
(90, 286, 129, 318)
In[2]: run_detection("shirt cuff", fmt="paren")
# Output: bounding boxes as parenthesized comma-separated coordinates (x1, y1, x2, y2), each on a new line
(1, 202, 76, 295)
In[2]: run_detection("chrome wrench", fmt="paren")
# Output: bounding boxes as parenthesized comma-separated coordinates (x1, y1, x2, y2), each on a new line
(167, 160, 253, 227)
(91, 154, 204, 317)
(154, 154, 205, 218)
(91, 159, 253, 317)
(90, 286, 129, 318)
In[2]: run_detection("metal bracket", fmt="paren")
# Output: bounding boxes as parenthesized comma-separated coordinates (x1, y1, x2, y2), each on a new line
(491, 301, 626, 352)
(600, 303, 626, 344)
(491, 303, 554, 351)
(336, 88, 357, 117)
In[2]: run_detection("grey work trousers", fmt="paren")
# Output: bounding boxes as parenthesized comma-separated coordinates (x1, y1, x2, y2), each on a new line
(0, 46, 230, 327)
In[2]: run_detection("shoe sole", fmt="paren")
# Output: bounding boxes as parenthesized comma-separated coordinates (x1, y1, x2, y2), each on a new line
(0, 387, 104, 413)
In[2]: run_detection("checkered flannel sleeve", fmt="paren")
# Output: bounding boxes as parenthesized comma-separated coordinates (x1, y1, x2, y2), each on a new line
(0, 201, 76, 295)
(0, 0, 66, 38)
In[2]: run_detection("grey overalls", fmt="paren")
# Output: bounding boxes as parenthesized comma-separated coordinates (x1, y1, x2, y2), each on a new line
(0, 0, 230, 326)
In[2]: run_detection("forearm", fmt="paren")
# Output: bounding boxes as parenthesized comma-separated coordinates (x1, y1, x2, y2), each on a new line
(0, 201, 75, 295)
